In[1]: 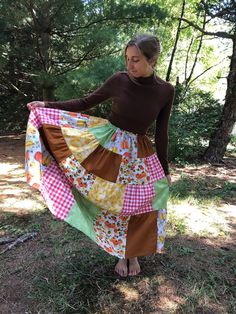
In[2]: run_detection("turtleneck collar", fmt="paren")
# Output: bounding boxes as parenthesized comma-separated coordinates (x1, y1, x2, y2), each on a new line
(126, 71, 156, 86)
(135, 72, 155, 85)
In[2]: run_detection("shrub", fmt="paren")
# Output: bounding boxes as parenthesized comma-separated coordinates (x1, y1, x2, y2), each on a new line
(168, 85, 222, 163)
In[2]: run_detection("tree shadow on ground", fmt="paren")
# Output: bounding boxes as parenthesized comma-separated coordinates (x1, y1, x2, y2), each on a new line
(170, 175, 236, 206)
(1, 134, 235, 313)
(0, 210, 235, 314)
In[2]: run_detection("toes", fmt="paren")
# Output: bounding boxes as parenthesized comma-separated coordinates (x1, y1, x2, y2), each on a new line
(128, 267, 140, 276)
(115, 266, 127, 277)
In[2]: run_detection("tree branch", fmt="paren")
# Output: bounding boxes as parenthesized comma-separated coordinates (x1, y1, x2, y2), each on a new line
(185, 11, 206, 86)
(189, 58, 227, 85)
(200, 0, 235, 20)
(180, 17, 233, 39)
(55, 48, 121, 76)
(184, 10, 201, 82)
(54, 14, 157, 36)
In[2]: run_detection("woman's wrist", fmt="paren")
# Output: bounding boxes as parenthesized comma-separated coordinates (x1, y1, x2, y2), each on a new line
(166, 174, 172, 187)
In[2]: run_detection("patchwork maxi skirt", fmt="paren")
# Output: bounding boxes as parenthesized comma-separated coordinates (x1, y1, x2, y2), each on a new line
(25, 107, 169, 259)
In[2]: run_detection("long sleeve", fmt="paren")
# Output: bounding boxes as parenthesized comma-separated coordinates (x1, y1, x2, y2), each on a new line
(155, 84, 175, 176)
(45, 72, 119, 112)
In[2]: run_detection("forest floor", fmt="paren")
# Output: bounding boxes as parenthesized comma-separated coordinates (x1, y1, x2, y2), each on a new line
(0, 133, 235, 314)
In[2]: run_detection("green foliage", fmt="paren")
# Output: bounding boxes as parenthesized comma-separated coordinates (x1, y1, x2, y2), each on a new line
(55, 55, 124, 101)
(229, 134, 236, 153)
(168, 84, 223, 162)
(54, 54, 125, 119)
(0, 0, 167, 131)
(0, 95, 32, 133)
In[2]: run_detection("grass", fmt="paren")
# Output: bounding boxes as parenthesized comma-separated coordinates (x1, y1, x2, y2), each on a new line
(0, 170, 236, 313)
(169, 174, 236, 205)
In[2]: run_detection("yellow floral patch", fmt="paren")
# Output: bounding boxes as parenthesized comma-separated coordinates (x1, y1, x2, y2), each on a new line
(26, 123, 37, 135)
(61, 127, 99, 163)
(88, 177, 125, 214)
(88, 116, 108, 128)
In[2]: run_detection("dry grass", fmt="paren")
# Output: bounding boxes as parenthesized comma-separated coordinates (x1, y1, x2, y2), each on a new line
(0, 134, 235, 313)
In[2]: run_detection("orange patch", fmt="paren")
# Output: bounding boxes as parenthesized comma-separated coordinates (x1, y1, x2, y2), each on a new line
(32, 183, 40, 189)
(34, 152, 42, 162)
(69, 112, 77, 117)
(136, 173, 146, 179)
(25, 151, 30, 162)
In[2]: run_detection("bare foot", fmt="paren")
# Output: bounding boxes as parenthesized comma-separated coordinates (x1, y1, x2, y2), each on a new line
(115, 258, 128, 277)
(128, 257, 141, 276)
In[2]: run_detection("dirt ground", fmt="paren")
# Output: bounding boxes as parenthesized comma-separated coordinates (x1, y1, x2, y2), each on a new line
(0, 133, 235, 313)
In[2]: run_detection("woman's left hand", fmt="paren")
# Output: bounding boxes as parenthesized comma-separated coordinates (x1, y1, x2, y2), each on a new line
(166, 174, 172, 187)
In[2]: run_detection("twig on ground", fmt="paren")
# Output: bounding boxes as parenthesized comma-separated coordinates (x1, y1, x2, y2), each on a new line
(0, 236, 16, 245)
(0, 232, 37, 254)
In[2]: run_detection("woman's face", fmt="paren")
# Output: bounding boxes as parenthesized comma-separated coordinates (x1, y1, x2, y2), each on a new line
(125, 45, 155, 78)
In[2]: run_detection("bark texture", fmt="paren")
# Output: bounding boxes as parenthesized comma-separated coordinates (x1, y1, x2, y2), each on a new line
(204, 34, 236, 162)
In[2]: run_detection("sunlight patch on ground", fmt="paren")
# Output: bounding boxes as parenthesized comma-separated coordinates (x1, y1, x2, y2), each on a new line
(0, 160, 45, 214)
(2, 199, 45, 213)
(2, 188, 30, 195)
(170, 201, 235, 237)
(116, 284, 140, 301)
(0, 162, 24, 175)
(155, 276, 185, 312)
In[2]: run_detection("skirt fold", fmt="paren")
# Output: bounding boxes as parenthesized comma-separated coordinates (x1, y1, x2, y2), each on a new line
(25, 107, 169, 258)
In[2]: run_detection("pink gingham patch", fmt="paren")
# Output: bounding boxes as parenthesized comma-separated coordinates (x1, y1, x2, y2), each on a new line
(146, 153, 165, 182)
(40, 160, 74, 220)
(122, 182, 155, 215)
(29, 107, 61, 129)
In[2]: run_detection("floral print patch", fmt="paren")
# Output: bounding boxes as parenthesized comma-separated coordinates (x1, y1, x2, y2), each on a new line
(117, 156, 150, 185)
(61, 111, 89, 129)
(157, 209, 167, 252)
(60, 155, 95, 196)
(94, 210, 130, 258)
(25, 122, 43, 188)
(105, 128, 138, 158)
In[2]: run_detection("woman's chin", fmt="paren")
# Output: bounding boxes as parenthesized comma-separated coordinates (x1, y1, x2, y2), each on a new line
(129, 71, 140, 77)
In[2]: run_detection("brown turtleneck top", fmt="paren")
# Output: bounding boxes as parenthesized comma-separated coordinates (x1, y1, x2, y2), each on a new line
(46, 71, 175, 175)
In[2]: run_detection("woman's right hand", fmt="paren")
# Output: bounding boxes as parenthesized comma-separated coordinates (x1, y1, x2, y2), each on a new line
(27, 101, 45, 111)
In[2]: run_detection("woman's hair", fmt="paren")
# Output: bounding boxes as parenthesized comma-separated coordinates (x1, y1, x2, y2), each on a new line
(125, 34, 161, 67)
(124, 34, 163, 85)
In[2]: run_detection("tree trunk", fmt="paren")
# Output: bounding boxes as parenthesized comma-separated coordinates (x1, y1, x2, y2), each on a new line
(204, 33, 236, 162)
(166, 0, 186, 82)
(43, 85, 55, 101)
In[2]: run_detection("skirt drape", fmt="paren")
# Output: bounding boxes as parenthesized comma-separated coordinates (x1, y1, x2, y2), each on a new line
(25, 107, 169, 259)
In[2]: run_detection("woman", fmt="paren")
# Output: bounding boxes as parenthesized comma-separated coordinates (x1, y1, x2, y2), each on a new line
(26, 34, 175, 277)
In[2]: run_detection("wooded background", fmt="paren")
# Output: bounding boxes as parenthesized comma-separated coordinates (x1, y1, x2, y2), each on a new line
(0, 0, 235, 164)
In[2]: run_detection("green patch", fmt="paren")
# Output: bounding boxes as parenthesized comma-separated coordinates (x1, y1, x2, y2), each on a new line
(152, 177, 169, 209)
(89, 122, 116, 147)
(65, 188, 100, 242)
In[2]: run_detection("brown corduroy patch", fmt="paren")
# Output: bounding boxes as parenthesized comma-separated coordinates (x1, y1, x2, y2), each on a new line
(137, 135, 155, 158)
(125, 211, 158, 258)
(81, 144, 122, 182)
(39, 124, 71, 163)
